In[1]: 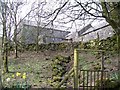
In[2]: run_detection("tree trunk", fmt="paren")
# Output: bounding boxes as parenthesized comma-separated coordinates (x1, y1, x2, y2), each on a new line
(15, 42, 18, 58)
(2, 29, 4, 48)
(8, 14, 12, 56)
(117, 33, 120, 70)
(3, 42, 8, 73)
(36, 28, 39, 53)
(2, 21, 8, 73)
(1, 1, 9, 73)
(14, 15, 18, 58)
(101, 2, 120, 70)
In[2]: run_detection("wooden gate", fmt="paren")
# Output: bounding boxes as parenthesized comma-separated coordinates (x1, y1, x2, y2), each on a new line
(79, 70, 109, 90)
(57, 49, 112, 89)
(74, 49, 108, 89)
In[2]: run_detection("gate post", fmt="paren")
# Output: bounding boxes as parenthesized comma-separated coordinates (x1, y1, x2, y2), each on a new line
(74, 49, 79, 89)
(101, 51, 104, 89)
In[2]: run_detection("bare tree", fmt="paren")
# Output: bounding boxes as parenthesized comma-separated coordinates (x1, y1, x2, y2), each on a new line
(6, 1, 39, 57)
(0, 0, 38, 72)
(101, 1, 120, 70)
(8, 2, 24, 58)
(34, 1, 46, 53)
(43, 0, 120, 70)
(73, 0, 120, 70)
(30, 0, 120, 73)
(0, 1, 9, 73)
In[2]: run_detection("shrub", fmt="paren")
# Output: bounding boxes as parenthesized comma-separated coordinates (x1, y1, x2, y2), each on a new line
(50, 55, 71, 87)
(95, 78, 117, 88)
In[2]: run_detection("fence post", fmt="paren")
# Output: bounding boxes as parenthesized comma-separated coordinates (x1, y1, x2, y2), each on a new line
(101, 51, 104, 72)
(74, 49, 79, 89)
(101, 51, 104, 89)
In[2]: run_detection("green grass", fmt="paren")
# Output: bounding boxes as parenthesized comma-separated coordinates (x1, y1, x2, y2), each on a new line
(0, 49, 118, 88)
(1, 51, 53, 88)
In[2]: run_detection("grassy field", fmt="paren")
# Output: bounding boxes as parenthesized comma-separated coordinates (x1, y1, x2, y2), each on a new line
(0, 45, 118, 88)
(1, 50, 72, 88)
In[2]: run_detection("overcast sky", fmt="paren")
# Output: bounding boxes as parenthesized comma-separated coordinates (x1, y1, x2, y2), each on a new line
(0, 0, 105, 37)
(21, 0, 104, 30)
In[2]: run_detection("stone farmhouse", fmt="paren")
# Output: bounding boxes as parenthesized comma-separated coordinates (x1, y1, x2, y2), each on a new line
(18, 20, 70, 44)
(18, 20, 115, 44)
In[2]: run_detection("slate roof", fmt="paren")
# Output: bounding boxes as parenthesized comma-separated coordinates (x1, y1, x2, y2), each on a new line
(66, 21, 115, 42)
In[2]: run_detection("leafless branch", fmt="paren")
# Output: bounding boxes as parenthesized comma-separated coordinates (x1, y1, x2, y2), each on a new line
(43, 0, 69, 28)
(80, 24, 110, 36)
(75, 0, 105, 18)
